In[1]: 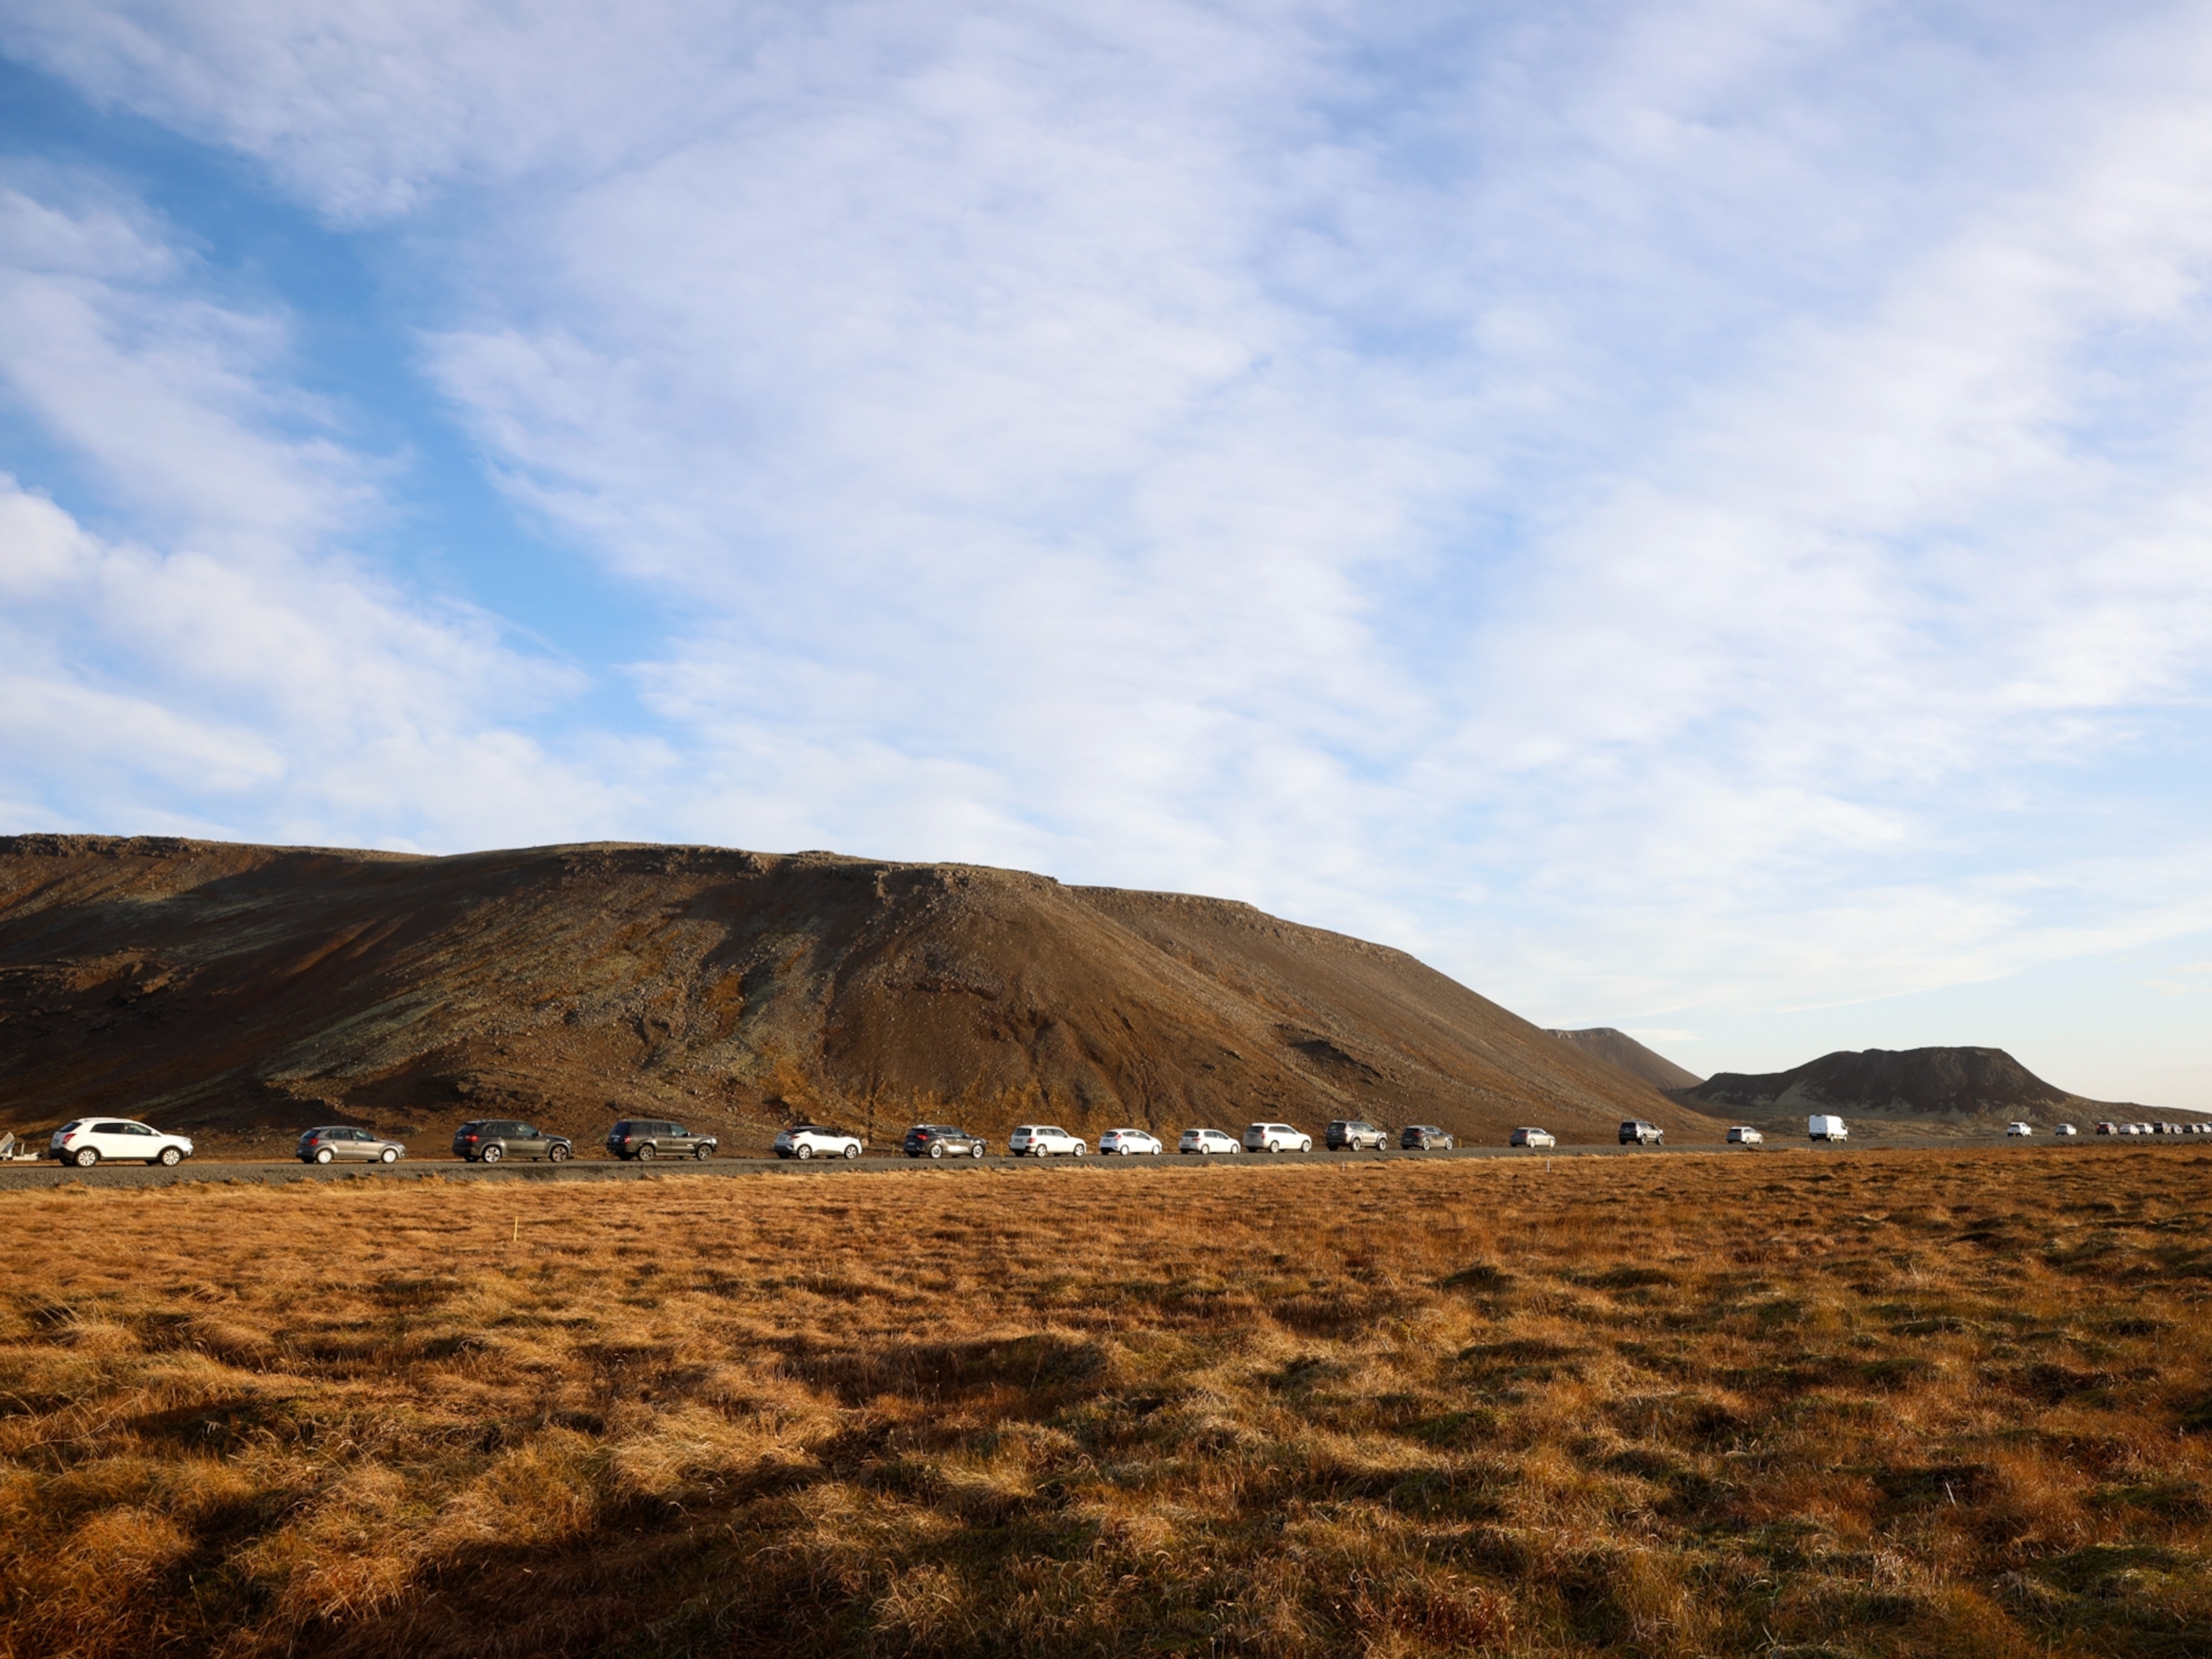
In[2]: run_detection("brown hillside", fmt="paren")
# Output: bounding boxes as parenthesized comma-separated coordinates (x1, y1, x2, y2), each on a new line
(1545, 1025, 1703, 1090)
(0, 835, 1729, 1154)
(1681, 1045, 2159, 1136)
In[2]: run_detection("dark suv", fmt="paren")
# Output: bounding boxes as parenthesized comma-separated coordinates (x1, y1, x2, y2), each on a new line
(1400, 1125, 1455, 1151)
(606, 1120, 718, 1161)
(1619, 1120, 1664, 1146)
(902, 1124, 989, 1159)
(1326, 1120, 1389, 1151)
(453, 1120, 573, 1163)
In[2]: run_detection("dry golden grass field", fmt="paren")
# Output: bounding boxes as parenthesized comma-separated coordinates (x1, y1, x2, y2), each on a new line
(4, 1150, 2211, 1658)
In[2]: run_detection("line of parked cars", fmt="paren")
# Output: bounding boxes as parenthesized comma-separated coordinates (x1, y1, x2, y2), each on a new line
(2095, 1120, 2211, 1136)
(46, 1107, 2204, 1171)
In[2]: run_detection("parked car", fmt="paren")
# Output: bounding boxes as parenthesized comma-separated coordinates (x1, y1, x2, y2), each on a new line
(1326, 1119, 1389, 1151)
(774, 1125, 863, 1160)
(2154, 1121, 2183, 1136)
(1007, 1125, 1086, 1157)
(606, 1120, 718, 1161)
(1509, 1126, 1555, 1148)
(1807, 1115, 1849, 1142)
(2007, 1122, 2034, 1138)
(1727, 1125, 1763, 1146)
(902, 1124, 988, 1159)
(2095, 1121, 2118, 1135)
(50, 1119, 193, 1168)
(2054, 1123, 2079, 1137)
(1400, 1125, 1454, 1151)
(297, 1125, 405, 1164)
(453, 1120, 572, 1163)
(1179, 1128, 1240, 1155)
(1244, 1122, 1313, 1154)
(1099, 1128, 1163, 1155)
(1619, 1120, 1664, 1146)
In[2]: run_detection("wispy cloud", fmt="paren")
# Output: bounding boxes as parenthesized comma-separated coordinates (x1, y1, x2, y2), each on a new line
(1, 2, 2211, 1098)
(0, 173, 621, 847)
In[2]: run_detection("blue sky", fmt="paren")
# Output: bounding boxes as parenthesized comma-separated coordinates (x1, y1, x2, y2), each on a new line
(1, 1, 2208, 1105)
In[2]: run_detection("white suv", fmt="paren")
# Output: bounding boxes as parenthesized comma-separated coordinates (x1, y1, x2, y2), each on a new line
(1099, 1128, 1162, 1155)
(1008, 1125, 1086, 1157)
(1179, 1128, 1240, 1155)
(773, 1125, 863, 1161)
(50, 1119, 194, 1168)
(2007, 1121, 2034, 1138)
(1727, 1125, 1763, 1146)
(1509, 1127, 1555, 1148)
(1243, 1123, 1312, 1153)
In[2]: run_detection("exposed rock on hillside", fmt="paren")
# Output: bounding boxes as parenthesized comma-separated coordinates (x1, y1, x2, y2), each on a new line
(0, 835, 1730, 1154)
(1546, 1027, 1702, 1091)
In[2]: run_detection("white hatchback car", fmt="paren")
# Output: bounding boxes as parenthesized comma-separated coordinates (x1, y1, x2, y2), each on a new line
(1008, 1125, 1087, 1157)
(1179, 1128, 1240, 1155)
(1727, 1125, 1763, 1146)
(773, 1124, 863, 1160)
(1509, 1127, 1555, 1148)
(50, 1119, 194, 1168)
(1243, 1122, 1313, 1153)
(1099, 1128, 1163, 1155)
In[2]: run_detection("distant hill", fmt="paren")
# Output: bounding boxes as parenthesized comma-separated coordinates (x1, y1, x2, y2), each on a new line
(0, 835, 1735, 1155)
(1547, 1028, 1703, 1092)
(1681, 1046, 2152, 1135)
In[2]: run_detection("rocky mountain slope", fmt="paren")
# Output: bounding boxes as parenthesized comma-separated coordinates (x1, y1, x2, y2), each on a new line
(1546, 1027, 1703, 1091)
(0, 835, 1730, 1155)
(1681, 1046, 2152, 1136)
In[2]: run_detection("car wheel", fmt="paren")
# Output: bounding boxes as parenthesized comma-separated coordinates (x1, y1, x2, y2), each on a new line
(381, 1147, 399, 1163)
(158, 1146, 183, 1166)
(843, 1143, 860, 1159)
(1072, 1144, 1085, 1157)
(1300, 1139, 1312, 1152)
(548, 1143, 570, 1162)
(930, 1143, 945, 1160)
(637, 1143, 655, 1161)
(796, 1143, 813, 1159)
(971, 1143, 985, 1159)
(480, 1144, 503, 1164)
(694, 1144, 712, 1160)
(315, 1146, 335, 1164)
(73, 1147, 99, 1167)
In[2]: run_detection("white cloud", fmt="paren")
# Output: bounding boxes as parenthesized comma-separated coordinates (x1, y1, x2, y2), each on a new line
(3, 2, 2212, 1101)
(0, 176, 623, 848)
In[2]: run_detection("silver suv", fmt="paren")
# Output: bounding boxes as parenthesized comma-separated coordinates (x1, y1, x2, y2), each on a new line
(1326, 1120, 1388, 1151)
(1619, 1120, 1664, 1146)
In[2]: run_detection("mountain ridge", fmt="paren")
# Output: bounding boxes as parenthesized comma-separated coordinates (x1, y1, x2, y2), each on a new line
(1680, 1044, 2161, 1133)
(0, 834, 1731, 1154)
(1546, 1027, 1703, 1092)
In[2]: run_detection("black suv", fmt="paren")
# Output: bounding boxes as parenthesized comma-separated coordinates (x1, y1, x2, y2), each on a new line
(902, 1124, 989, 1159)
(606, 1120, 718, 1161)
(1619, 1120, 1664, 1146)
(1400, 1125, 1455, 1151)
(1326, 1120, 1389, 1151)
(453, 1120, 573, 1163)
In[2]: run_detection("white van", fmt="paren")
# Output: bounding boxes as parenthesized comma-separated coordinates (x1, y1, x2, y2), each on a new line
(1807, 1115, 1848, 1142)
